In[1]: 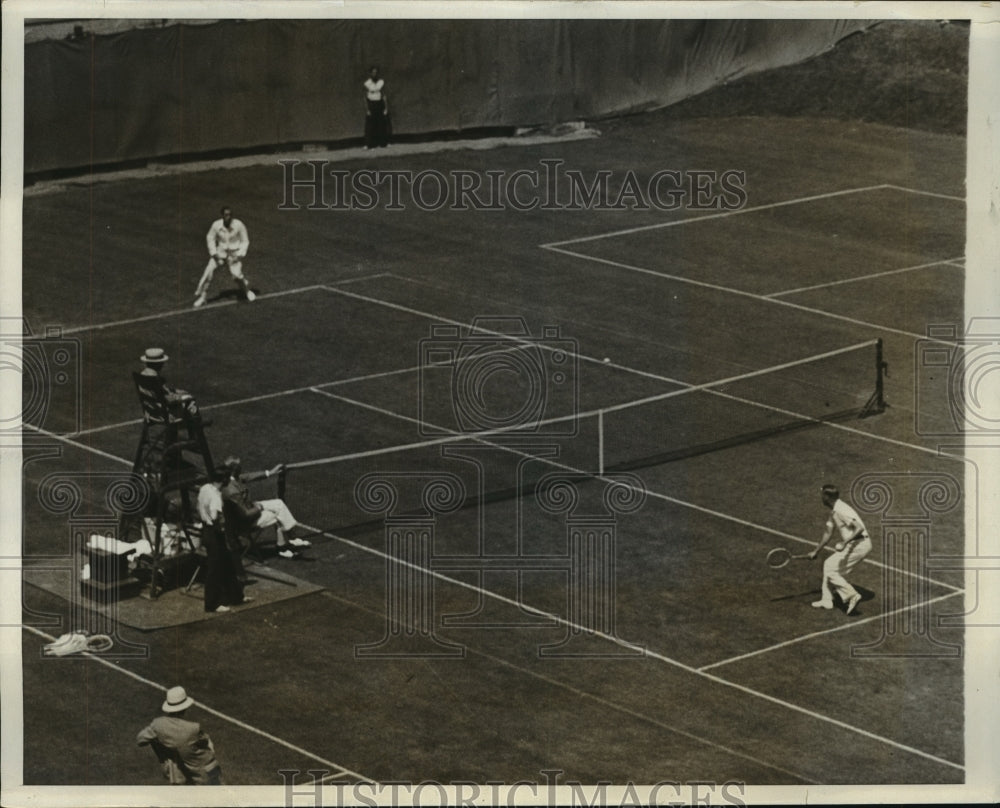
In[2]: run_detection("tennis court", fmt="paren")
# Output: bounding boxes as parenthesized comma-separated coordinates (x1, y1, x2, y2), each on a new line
(12, 16, 977, 801)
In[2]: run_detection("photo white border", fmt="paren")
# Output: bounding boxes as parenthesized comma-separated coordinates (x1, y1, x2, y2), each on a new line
(2, 2, 998, 806)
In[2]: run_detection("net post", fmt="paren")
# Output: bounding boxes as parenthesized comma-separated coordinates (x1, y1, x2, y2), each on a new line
(860, 337, 888, 418)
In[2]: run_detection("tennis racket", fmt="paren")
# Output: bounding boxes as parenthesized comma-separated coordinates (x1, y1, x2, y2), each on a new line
(766, 547, 813, 569)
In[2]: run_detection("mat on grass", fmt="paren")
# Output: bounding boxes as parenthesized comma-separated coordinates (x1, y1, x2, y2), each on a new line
(23, 562, 323, 631)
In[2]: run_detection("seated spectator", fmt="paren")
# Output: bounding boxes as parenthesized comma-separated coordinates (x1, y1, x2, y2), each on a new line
(221, 456, 310, 558)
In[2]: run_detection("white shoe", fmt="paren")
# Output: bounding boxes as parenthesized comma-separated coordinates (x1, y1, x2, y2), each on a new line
(193, 294, 206, 308)
(288, 538, 311, 548)
(213, 605, 231, 613)
(811, 600, 833, 610)
(845, 594, 861, 615)
(246, 290, 256, 302)
(278, 549, 295, 559)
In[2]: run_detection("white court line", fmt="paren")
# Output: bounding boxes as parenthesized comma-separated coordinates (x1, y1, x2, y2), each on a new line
(70, 279, 952, 462)
(16, 426, 963, 772)
(697, 591, 965, 672)
(57, 284, 326, 336)
(881, 183, 966, 203)
(301, 521, 963, 773)
(479, 650, 819, 784)
(307, 385, 963, 595)
(72, 360, 426, 437)
(317, 771, 354, 784)
(73, 345, 537, 437)
(32, 282, 964, 588)
(314, 590, 816, 783)
(315, 342, 877, 438)
(766, 256, 965, 298)
(541, 184, 892, 247)
(320, 282, 962, 462)
(20, 624, 375, 784)
(55, 275, 389, 336)
(21, 424, 133, 466)
(541, 245, 960, 346)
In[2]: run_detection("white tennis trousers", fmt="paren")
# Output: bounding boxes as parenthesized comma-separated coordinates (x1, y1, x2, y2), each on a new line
(819, 535, 872, 606)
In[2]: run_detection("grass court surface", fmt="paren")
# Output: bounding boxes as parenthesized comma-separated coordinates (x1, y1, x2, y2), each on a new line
(19, 104, 966, 789)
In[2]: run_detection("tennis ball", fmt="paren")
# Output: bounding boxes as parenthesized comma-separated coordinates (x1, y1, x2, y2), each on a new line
(603, 357, 611, 363)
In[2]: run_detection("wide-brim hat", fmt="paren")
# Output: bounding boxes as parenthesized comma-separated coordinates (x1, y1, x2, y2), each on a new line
(162, 685, 194, 713)
(140, 347, 169, 364)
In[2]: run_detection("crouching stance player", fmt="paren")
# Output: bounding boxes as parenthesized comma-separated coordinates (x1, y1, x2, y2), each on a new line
(194, 206, 254, 307)
(809, 484, 872, 615)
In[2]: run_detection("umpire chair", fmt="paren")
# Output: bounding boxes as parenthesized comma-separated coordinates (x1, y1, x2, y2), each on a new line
(121, 372, 216, 597)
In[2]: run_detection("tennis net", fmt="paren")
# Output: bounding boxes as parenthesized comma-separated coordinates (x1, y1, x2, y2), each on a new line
(280, 338, 887, 533)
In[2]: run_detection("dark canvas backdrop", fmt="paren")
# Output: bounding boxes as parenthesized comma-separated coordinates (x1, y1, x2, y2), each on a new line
(25, 18, 870, 174)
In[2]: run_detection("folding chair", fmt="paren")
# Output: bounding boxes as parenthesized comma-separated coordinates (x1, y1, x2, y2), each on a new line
(223, 499, 269, 564)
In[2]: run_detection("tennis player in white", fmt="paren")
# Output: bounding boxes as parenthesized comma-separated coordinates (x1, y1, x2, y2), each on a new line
(809, 483, 872, 614)
(194, 206, 254, 307)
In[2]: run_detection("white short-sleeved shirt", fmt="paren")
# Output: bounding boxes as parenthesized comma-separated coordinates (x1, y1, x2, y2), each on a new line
(197, 483, 223, 525)
(364, 77, 385, 101)
(828, 498, 868, 542)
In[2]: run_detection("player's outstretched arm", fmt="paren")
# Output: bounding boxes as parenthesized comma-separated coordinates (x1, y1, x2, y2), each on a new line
(810, 521, 834, 559)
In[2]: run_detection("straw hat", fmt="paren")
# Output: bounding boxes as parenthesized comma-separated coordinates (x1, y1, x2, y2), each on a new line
(140, 347, 169, 364)
(162, 686, 194, 713)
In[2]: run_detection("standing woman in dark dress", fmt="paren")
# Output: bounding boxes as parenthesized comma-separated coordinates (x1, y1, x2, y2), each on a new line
(363, 65, 390, 148)
(196, 466, 248, 613)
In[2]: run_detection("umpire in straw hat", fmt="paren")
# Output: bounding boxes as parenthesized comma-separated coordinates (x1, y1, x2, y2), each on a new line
(136, 686, 223, 784)
(138, 347, 201, 419)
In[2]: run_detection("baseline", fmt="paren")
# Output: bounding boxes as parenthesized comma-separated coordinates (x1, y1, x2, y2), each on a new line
(55, 275, 388, 337)
(541, 184, 892, 248)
